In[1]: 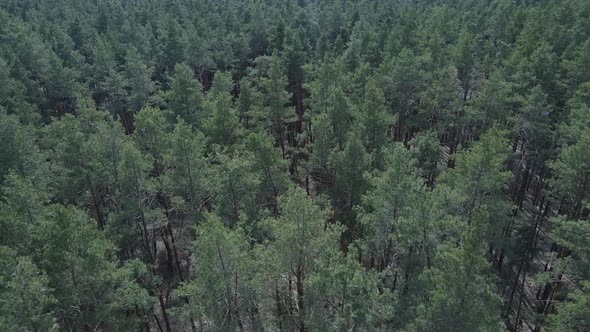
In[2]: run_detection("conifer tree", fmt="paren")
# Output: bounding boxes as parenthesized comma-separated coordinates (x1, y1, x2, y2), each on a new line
(167, 63, 205, 126)
(411, 208, 503, 331)
(0, 248, 56, 332)
(175, 214, 257, 331)
(329, 126, 371, 225)
(204, 73, 242, 147)
(164, 120, 210, 216)
(359, 78, 393, 167)
(260, 55, 293, 153)
(264, 187, 340, 332)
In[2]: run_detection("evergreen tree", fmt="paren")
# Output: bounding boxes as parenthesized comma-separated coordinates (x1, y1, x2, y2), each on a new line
(204, 73, 242, 147)
(167, 63, 205, 126)
(359, 78, 393, 167)
(1, 1, 590, 330)
(307, 246, 390, 330)
(211, 153, 260, 226)
(237, 76, 260, 127)
(0, 111, 46, 185)
(439, 127, 511, 236)
(175, 214, 258, 331)
(548, 282, 590, 332)
(35, 205, 154, 331)
(125, 49, 154, 113)
(329, 126, 371, 225)
(259, 55, 293, 153)
(380, 48, 431, 142)
(245, 132, 290, 215)
(411, 208, 503, 331)
(327, 86, 352, 149)
(359, 143, 424, 272)
(163, 120, 210, 216)
(308, 113, 334, 193)
(134, 106, 170, 174)
(264, 187, 340, 331)
(410, 130, 443, 185)
(0, 248, 56, 332)
(159, 17, 187, 73)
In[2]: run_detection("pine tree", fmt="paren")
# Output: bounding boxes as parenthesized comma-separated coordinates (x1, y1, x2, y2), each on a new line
(245, 132, 290, 215)
(125, 49, 154, 113)
(259, 55, 294, 153)
(307, 246, 387, 330)
(264, 187, 340, 332)
(439, 127, 511, 234)
(34, 205, 154, 331)
(212, 153, 260, 226)
(420, 66, 462, 135)
(159, 17, 187, 73)
(308, 113, 334, 193)
(548, 281, 590, 332)
(410, 130, 443, 185)
(411, 208, 503, 331)
(0, 248, 56, 332)
(359, 143, 424, 272)
(0, 111, 46, 184)
(550, 134, 590, 220)
(175, 214, 258, 331)
(237, 77, 260, 127)
(114, 139, 156, 264)
(163, 120, 210, 216)
(359, 78, 393, 167)
(167, 63, 205, 126)
(329, 126, 371, 225)
(103, 69, 130, 130)
(134, 106, 170, 174)
(380, 48, 431, 142)
(327, 86, 352, 149)
(204, 73, 242, 147)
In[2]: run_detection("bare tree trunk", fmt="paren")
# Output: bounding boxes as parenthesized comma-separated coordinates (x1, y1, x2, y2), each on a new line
(158, 293, 172, 332)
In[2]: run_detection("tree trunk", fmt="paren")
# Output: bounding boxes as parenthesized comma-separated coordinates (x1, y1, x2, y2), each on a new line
(158, 293, 171, 332)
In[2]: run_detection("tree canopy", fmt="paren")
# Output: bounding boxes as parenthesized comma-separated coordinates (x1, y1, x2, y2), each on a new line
(1, 0, 590, 330)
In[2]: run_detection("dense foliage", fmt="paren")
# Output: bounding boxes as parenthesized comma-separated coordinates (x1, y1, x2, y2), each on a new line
(1, 0, 590, 330)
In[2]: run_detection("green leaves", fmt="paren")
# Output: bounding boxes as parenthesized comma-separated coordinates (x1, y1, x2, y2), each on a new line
(440, 127, 511, 230)
(359, 143, 423, 271)
(412, 208, 503, 332)
(3, 0, 590, 330)
(211, 152, 260, 226)
(329, 126, 371, 214)
(163, 120, 210, 215)
(551, 136, 590, 218)
(167, 63, 205, 126)
(359, 78, 393, 166)
(0, 248, 57, 332)
(32, 205, 154, 331)
(204, 74, 242, 148)
(259, 54, 294, 145)
(175, 214, 255, 330)
(549, 281, 590, 331)
(0, 111, 46, 184)
(245, 132, 289, 214)
(263, 187, 341, 331)
(308, 247, 385, 330)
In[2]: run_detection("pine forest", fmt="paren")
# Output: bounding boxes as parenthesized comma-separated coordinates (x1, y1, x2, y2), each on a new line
(1, 0, 590, 331)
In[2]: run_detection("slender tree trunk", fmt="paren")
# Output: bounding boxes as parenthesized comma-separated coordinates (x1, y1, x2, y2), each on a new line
(153, 314, 164, 332)
(158, 293, 172, 332)
(275, 285, 283, 332)
(514, 268, 527, 331)
(296, 266, 306, 332)
(160, 230, 174, 274)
